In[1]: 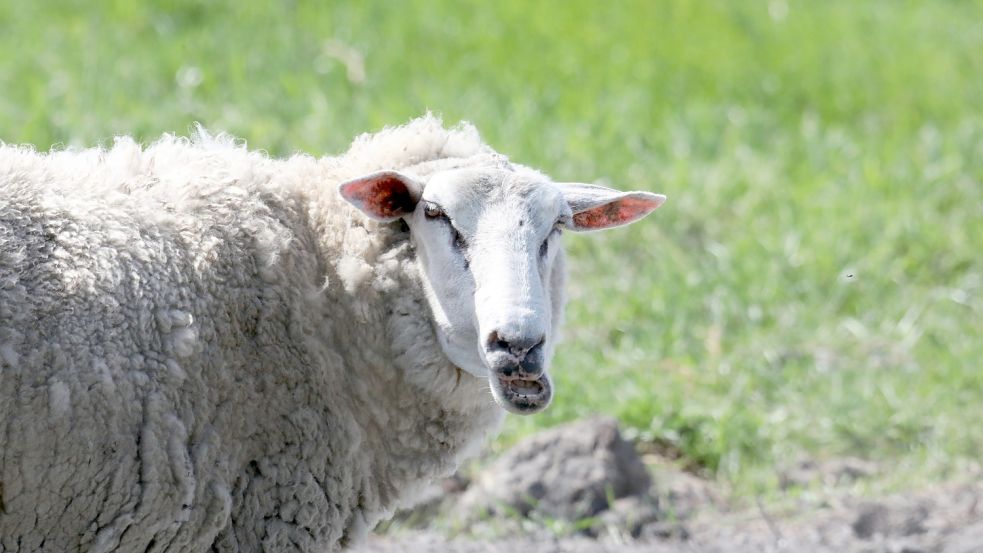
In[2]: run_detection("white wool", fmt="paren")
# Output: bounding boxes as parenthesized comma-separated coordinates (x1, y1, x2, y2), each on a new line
(47, 380, 71, 416)
(0, 343, 17, 368)
(0, 115, 506, 552)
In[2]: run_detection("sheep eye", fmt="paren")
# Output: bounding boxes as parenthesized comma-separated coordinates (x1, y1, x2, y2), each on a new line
(540, 227, 561, 258)
(453, 228, 467, 251)
(423, 202, 444, 220)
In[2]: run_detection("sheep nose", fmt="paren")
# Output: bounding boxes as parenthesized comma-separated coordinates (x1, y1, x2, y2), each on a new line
(486, 331, 544, 360)
(485, 331, 546, 377)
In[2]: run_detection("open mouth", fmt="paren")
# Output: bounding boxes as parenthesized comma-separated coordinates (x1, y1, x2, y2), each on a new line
(489, 372, 553, 414)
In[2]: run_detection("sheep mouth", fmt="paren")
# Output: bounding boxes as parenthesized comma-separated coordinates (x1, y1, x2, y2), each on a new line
(489, 372, 552, 415)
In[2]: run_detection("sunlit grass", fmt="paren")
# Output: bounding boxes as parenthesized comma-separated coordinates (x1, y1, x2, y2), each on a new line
(2, 0, 980, 492)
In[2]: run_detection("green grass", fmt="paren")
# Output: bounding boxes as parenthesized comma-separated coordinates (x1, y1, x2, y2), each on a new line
(2, 0, 981, 493)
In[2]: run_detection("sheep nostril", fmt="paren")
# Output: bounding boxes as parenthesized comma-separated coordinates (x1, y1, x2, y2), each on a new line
(486, 330, 504, 352)
(485, 330, 545, 360)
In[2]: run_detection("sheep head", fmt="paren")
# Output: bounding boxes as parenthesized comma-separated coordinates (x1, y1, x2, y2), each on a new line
(339, 167, 665, 414)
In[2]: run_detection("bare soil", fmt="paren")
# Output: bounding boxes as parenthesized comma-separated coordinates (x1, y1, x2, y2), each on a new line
(355, 478, 983, 553)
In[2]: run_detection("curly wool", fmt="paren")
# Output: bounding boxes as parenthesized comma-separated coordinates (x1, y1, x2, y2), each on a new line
(0, 116, 506, 552)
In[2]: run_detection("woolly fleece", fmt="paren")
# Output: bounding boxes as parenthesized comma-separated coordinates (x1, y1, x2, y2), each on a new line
(0, 116, 508, 552)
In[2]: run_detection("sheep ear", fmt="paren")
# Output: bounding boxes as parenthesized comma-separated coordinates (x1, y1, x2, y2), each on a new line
(338, 171, 423, 221)
(556, 182, 666, 232)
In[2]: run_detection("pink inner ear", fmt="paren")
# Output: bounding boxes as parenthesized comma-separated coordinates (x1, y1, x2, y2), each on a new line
(572, 196, 663, 230)
(340, 175, 417, 220)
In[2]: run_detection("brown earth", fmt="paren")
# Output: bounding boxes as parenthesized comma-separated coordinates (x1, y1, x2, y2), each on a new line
(354, 418, 983, 553)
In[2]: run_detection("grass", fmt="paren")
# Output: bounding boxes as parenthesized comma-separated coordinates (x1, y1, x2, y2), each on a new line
(2, 0, 981, 494)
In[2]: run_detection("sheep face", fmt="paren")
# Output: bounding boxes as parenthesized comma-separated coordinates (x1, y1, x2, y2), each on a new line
(340, 168, 664, 414)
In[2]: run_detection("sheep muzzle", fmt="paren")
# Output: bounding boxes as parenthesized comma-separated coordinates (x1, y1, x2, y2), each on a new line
(489, 370, 552, 414)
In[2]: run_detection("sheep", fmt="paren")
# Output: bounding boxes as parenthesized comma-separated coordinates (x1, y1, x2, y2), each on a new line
(0, 115, 665, 552)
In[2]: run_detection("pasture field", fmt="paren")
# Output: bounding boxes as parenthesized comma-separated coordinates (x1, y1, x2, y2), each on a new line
(2, 0, 981, 494)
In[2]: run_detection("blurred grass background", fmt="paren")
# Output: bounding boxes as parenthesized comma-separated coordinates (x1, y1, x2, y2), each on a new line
(2, 0, 981, 494)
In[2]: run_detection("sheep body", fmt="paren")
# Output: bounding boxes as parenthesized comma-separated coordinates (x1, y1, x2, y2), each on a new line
(0, 117, 504, 552)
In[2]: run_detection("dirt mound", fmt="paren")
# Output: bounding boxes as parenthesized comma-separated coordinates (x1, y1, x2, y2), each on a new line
(458, 417, 654, 529)
(355, 419, 983, 553)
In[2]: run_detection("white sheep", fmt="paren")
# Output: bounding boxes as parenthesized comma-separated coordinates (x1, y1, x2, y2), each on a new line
(0, 115, 665, 552)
